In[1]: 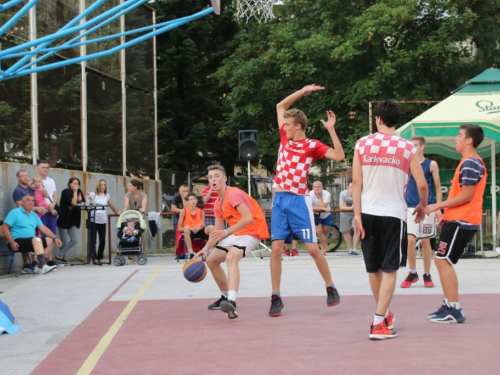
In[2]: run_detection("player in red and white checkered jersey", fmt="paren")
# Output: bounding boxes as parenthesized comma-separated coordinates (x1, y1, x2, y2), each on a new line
(352, 100, 428, 340)
(269, 84, 345, 317)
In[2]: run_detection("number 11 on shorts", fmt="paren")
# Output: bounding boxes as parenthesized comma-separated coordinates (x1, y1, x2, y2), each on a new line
(301, 228, 311, 239)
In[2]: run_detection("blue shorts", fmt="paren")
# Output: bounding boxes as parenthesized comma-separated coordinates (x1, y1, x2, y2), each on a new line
(315, 214, 333, 227)
(271, 192, 316, 243)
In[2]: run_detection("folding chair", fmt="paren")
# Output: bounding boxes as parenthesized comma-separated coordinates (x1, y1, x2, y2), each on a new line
(176, 234, 207, 262)
(0, 250, 18, 277)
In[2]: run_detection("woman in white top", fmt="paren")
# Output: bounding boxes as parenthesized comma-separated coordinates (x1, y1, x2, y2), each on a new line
(88, 179, 119, 263)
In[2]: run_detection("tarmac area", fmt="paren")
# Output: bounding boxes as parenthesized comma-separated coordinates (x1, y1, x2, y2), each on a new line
(0, 251, 499, 375)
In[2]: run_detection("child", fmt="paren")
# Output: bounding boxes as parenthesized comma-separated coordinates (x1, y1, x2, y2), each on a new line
(121, 218, 140, 242)
(177, 193, 213, 259)
(32, 176, 49, 218)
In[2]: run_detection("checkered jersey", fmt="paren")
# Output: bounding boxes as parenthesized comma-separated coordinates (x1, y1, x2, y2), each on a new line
(356, 133, 416, 220)
(274, 124, 329, 195)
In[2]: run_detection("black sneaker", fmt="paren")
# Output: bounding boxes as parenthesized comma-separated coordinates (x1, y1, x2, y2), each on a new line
(269, 295, 284, 317)
(55, 257, 68, 265)
(327, 286, 340, 306)
(221, 300, 238, 319)
(21, 265, 33, 274)
(189, 253, 195, 260)
(208, 295, 227, 310)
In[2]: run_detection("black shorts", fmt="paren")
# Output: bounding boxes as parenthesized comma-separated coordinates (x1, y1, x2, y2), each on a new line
(8, 237, 47, 252)
(361, 213, 407, 273)
(190, 230, 208, 241)
(436, 221, 476, 265)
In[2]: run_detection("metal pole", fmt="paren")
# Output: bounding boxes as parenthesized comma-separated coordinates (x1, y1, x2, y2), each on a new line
(80, 0, 87, 172)
(152, 9, 158, 181)
(247, 160, 251, 196)
(368, 101, 373, 134)
(491, 139, 497, 250)
(120, 0, 127, 177)
(29, 4, 38, 165)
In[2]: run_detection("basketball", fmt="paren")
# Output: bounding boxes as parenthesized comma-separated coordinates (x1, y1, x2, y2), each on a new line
(183, 259, 207, 283)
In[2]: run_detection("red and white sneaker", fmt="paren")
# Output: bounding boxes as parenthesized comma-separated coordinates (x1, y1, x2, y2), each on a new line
(283, 249, 290, 257)
(400, 272, 419, 288)
(384, 310, 395, 329)
(369, 320, 397, 340)
(291, 249, 299, 257)
(423, 273, 435, 288)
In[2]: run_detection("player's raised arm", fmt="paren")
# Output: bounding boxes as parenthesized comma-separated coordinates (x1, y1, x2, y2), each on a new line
(276, 84, 325, 128)
(321, 110, 345, 162)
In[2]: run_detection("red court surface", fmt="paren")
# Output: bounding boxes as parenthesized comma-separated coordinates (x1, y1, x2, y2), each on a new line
(33, 293, 498, 375)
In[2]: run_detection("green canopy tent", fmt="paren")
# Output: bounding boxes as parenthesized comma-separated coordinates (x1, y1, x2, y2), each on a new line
(396, 67, 500, 244)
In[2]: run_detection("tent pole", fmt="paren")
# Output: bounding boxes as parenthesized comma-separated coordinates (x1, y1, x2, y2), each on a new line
(491, 140, 497, 252)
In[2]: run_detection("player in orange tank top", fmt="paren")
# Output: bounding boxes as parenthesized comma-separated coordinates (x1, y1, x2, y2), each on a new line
(425, 124, 486, 323)
(195, 164, 269, 319)
(177, 193, 214, 259)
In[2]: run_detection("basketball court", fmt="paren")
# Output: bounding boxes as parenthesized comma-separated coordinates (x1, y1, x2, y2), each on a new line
(1, 253, 499, 374)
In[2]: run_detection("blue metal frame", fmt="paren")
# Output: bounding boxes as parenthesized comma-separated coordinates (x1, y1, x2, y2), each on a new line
(0, 1, 215, 81)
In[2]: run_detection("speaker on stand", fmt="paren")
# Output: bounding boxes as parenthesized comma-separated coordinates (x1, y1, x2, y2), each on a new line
(238, 130, 259, 195)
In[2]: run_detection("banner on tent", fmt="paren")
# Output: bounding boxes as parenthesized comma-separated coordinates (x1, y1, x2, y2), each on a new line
(440, 169, 499, 208)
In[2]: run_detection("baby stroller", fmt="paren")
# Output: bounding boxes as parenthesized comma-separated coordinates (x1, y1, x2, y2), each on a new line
(114, 210, 147, 266)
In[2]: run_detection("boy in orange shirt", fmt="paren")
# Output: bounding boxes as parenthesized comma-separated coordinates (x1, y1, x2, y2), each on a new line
(178, 193, 213, 259)
(195, 165, 269, 319)
(425, 124, 486, 323)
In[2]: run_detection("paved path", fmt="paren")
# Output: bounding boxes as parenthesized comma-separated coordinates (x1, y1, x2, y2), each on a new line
(1, 252, 499, 374)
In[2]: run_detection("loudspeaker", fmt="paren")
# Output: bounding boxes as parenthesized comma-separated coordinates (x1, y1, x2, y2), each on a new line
(238, 130, 259, 161)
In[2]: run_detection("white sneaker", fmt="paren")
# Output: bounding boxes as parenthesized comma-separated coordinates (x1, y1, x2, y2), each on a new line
(350, 249, 361, 256)
(39, 264, 57, 274)
(347, 249, 353, 255)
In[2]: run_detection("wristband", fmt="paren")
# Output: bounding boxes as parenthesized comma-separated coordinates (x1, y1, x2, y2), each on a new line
(224, 229, 228, 237)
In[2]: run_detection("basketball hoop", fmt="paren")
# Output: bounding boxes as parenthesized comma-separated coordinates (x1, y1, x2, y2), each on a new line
(236, 0, 277, 23)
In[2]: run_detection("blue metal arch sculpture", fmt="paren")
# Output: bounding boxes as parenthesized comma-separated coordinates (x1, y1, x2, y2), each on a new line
(0, 0, 216, 81)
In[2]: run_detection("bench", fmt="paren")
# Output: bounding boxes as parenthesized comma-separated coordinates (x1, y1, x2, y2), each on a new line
(0, 221, 19, 277)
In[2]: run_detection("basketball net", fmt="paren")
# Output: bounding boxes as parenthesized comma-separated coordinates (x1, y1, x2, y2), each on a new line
(236, 0, 277, 23)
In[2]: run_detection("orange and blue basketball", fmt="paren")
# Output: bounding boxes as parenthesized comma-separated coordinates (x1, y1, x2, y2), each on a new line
(183, 259, 207, 283)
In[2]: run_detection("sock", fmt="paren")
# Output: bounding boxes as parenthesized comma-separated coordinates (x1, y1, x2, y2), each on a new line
(410, 269, 417, 274)
(444, 298, 449, 305)
(228, 290, 237, 302)
(326, 283, 335, 289)
(373, 314, 385, 325)
(188, 249, 194, 254)
(424, 271, 430, 275)
(23, 263, 31, 268)
(385, 309, 389, 317)
(272, 291, 281, 297)
(449, 302, 461, 310)
(47, 260, 56, 266)
(36, 254, 46, 267)
(221, 291, 228, 298)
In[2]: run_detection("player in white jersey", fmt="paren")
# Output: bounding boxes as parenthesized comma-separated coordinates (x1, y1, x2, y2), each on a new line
(352, 100, 428, 340)
(270, 84, 345, 317)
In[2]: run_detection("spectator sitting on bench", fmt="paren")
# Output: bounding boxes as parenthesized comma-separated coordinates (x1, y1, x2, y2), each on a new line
(2, 195, 62, 274)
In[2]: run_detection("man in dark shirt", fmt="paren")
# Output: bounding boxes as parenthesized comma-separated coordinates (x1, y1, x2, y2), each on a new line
(171, 184, 189, 230)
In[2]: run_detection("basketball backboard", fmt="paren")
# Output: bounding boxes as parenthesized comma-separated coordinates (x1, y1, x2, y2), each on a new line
(210, 0, 221, 15)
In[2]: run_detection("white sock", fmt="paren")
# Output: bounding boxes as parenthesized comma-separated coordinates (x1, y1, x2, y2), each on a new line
(373, 314, 385, 325)
(228, 290, 237, 302)
(188, 249, 194, 254)
(410, 269, 417, 274)
(385, 309, 389, 317)
(221, 291, 228, 298)
(449, 302, 460, 310)
(444, 298, 449, 305)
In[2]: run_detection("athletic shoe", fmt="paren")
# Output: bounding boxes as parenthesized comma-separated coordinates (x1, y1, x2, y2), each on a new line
(21, 265, 33, 274)
(326, 286, 340, 306)
(423, 273, 434, 288)
(369, 320, 397, 340)
(38, 264, 57, 275)
(220, 300, 238, 319)
(284, 249, 290, 257)
(33, 264, 40, 273)
(430, 306, 466, 324)
(55, 257, 68, 265)
(189, 253, 194, 260)
(385, 310, 395, 330)
(427, 300, 449, 319)
(400, 272, 419, 288)
(269, 295, 284, 316)
(350, 249, 361, 256)
(207, 295, 227, 310)
(291, 249, 299, 257)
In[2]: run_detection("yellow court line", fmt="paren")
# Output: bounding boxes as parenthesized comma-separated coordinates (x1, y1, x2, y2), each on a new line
(76, 265, 165, 375)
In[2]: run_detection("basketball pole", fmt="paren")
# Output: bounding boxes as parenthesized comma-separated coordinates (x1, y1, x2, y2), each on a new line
(247, 160, 251, 196)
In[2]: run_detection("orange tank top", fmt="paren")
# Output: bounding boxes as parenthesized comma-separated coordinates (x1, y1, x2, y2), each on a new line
(215, 187, 270, 239)
(443, 154, 487, 225)
(182, 207, 203, 229)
